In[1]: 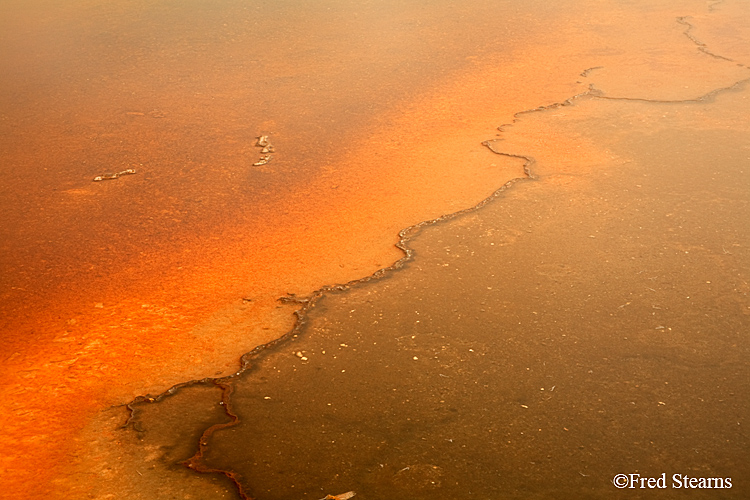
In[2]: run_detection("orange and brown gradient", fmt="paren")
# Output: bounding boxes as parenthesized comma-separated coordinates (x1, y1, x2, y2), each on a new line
(1, 0, 748, 498)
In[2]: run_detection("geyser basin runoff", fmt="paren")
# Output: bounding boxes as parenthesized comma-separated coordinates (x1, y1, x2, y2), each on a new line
(1, 0, 749, 498)
(118, 19, 748, 500)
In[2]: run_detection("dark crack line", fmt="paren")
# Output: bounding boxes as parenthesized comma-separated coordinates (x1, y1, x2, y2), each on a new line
(481, 85, 603, 171)
(116, 375, 224, 430)
(677, 15, 742, 65)
(495, 86, 601, 136)
(181, 382, 256, 500)
(117, 10, 750, 500)
(592, 76, 750, 104)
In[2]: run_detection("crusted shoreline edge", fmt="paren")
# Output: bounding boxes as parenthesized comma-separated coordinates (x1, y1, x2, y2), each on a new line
(119, 13, 750, 500)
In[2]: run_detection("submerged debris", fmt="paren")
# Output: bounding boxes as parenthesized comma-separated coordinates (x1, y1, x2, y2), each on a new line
(92, 168, 136, 182)
(253, 135, 275, 165)
(319, 492, 355, 500)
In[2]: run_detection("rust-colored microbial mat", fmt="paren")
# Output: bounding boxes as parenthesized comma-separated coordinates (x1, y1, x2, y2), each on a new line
(1, 0, 749, 498)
